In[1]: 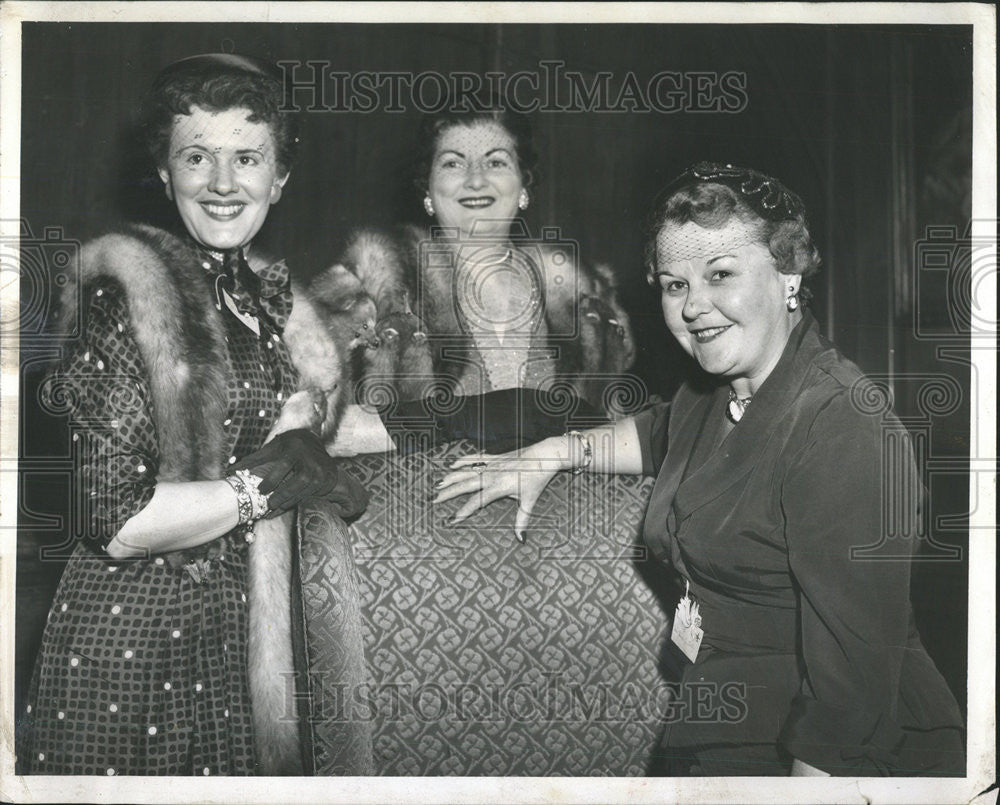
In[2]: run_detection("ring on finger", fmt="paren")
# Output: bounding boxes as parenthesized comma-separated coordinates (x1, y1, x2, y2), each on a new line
(470, 461, 488, 475)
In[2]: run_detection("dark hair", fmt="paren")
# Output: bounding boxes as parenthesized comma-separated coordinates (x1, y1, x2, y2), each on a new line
(412, 102, 538, 196)
(140, 54, 300, 176)
(643, 164, 821, 299)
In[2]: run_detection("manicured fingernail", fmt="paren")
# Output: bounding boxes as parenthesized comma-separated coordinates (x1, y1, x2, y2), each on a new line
(516, 531, 527, 544)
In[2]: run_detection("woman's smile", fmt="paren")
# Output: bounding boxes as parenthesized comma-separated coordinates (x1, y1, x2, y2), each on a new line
(690, 324, 732, 343)
(200, 200, 248, 220)
(458, 196, 496, 208)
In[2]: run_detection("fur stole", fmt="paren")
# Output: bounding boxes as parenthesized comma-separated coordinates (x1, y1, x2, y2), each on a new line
(341, 225, 637, 413)
(67, 223, 367, 775)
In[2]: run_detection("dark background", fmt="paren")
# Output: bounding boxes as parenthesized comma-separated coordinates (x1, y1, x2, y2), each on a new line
(17, 22, 973, 728)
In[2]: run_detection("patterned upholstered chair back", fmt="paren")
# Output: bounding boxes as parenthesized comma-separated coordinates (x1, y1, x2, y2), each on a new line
(298, 440, 671, 776)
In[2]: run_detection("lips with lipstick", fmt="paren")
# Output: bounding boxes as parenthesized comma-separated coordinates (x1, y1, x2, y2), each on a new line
(690, 324, 732, 343)
(458, 196, 496, 209)
(201, 201, 247, 220)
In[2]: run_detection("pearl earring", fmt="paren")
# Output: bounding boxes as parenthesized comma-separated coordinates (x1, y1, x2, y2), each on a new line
(786, 286, 800, 311)
(518, 189, 529, 211)
(423, 196, 435, 217)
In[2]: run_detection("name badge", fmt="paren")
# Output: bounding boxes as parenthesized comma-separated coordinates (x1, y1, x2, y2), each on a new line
(670, 579, 704, 664)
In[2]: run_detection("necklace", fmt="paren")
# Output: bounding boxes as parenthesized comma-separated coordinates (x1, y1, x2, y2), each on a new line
(453, 244, 547, 392)
(726, 388, 753, 423)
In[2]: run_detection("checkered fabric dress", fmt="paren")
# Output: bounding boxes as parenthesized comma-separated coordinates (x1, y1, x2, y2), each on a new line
(21, 251, 298, 776)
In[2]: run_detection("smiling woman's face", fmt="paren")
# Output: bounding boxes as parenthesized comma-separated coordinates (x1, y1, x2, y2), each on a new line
(652, 218, 801, 395)
(158, 105, 288, 251)
(428, 121, 523, 238)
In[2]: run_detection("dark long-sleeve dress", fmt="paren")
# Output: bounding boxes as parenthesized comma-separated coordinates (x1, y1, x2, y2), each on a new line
(21, 248, 299, 776)
(633, 310, 965, 776)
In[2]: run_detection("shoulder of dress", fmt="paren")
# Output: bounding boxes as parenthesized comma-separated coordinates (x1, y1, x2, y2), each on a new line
(671, 378, 717, 414)
(60, 225, 199, 330)
(791, 355, 894, 442)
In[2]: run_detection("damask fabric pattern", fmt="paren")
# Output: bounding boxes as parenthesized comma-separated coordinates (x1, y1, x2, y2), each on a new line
(295, 501, 375, 775)
(299, 439, 667, 776)
(22, 274, 299, 775)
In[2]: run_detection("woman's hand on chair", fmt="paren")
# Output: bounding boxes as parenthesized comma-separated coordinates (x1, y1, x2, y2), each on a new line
(433, 438, 568, 541)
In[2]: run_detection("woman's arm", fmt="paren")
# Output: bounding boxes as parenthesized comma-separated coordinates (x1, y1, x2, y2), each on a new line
(326, 403, 396, 456)
(778, 393, 917, 774)
(51, 284, 248, 559)
(434, 416, 644, 538)
(107, 480, 240, 559)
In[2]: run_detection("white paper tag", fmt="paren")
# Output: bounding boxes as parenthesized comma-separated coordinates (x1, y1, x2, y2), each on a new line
(670, 580, 704, 663)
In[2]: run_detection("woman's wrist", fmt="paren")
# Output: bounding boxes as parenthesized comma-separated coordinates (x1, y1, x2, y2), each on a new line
(224, 469, 270, 525)
(328, 404, 395, 456)
(543, 431, 593, 473)
(109, 479, 246, 558)
(566, 430, 594, 474)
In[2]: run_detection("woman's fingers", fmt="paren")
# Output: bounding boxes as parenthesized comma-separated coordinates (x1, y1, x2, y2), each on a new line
(265, 474, 312, 512)
(432, 476, 484, 504)
(451, 487, 508, 523)
(448, 454, 489, 470)
(435, 466, 486, 493)
(513, 487, 544, 537)
(241, 459, 292, 495)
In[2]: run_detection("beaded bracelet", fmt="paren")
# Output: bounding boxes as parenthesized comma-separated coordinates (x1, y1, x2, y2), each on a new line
(224, 474, 254, 525)
(567, 430, 593, 475)
(234, 469, 270, 520)
(224, 469, 270, 525)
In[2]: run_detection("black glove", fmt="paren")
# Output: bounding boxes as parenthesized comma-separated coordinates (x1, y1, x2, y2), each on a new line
(230, 428, 369, 518)
(379, 387, 608, 454)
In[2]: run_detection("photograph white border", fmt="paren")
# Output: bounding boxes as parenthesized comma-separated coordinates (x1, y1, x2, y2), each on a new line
(1, 3, 995, 803)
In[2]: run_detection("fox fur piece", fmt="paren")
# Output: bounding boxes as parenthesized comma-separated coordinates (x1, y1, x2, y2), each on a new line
(68, 224, 358, 775)
(244, 388, 324, 776)
(282, 262, 376, 436)
(340, 226, 637, 412)
(73, 225, 230, 483)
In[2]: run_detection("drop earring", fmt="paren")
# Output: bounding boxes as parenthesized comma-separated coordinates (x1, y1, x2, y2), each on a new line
(423, 195, 435, 217)
(786, 286, 800, 311)
(518, 189, 529, 211)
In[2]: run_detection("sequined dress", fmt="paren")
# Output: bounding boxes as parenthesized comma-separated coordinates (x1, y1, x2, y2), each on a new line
(22, 249, 299, 776)
(447, 243, 555, 394)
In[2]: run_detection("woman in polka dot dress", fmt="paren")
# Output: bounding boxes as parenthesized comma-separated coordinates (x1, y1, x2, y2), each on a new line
(20, 54, 369, 776)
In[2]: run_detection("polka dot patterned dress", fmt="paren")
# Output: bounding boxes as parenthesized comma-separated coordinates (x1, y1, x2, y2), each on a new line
(22, 250, 299, 775)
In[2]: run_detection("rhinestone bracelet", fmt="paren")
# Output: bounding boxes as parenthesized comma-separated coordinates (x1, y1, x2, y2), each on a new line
(224, 474, 254, 525)
(567, 430, 593, 475)
(224, 470, 270, 525)
(233, 468, 270, 520)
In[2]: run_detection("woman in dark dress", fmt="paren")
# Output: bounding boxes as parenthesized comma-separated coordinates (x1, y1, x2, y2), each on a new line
(436, 162, 965, 775)
(20, 54, 367, 776)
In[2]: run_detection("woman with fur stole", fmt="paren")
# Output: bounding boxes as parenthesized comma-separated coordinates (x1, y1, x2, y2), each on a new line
(20, 55, 371, 776)
(329, 104, 639, 457)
